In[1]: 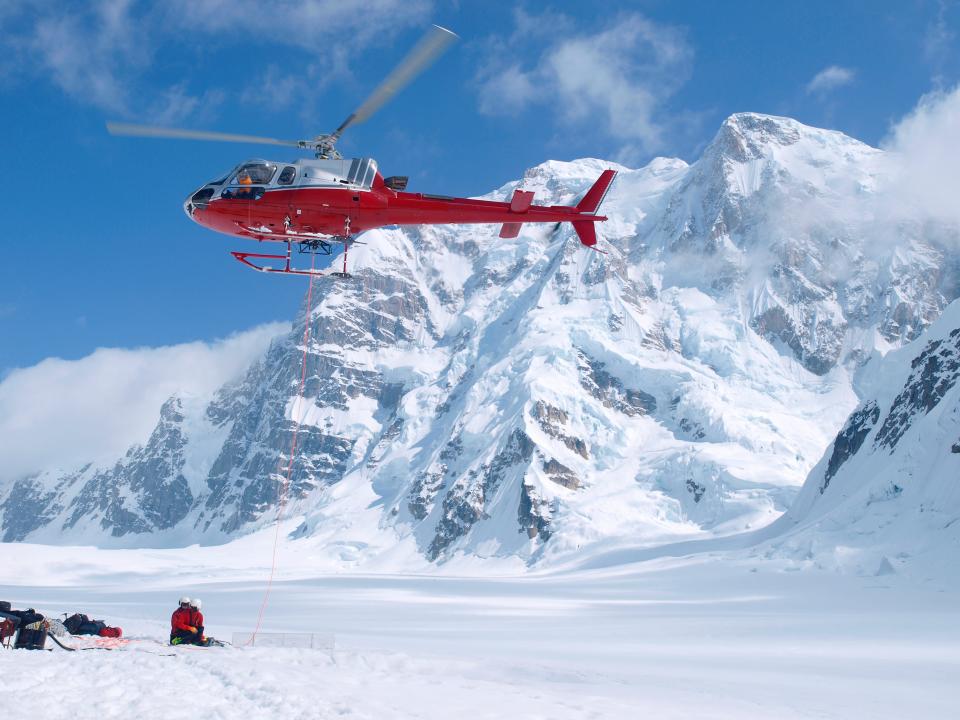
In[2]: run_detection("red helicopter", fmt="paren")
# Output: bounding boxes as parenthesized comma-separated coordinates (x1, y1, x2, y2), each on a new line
(108, 26, 616, 279)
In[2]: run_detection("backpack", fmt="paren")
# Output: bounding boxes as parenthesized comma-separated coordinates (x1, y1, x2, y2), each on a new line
(63, 613, 105, 636)
(63, 612, 121, 637)
(63, 613, 86, 634)
(12, 610, 47, 650)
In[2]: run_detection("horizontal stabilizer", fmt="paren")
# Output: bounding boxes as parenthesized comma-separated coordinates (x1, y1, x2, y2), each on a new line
(576, 170, 617, 214)
(509, 189, 534, 213)
(499, 222, 522, 238)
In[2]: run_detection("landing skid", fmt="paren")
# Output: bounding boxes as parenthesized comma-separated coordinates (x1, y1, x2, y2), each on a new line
(231, 238, 357, 278)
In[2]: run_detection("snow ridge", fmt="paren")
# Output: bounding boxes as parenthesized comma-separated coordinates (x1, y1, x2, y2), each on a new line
(768, 300, 960, 576)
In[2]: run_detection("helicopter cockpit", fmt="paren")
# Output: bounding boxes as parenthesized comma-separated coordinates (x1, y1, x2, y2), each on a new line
(219, 161, 277, 200)
(184, 157, 382, 218)
(184, 160, 275, 215)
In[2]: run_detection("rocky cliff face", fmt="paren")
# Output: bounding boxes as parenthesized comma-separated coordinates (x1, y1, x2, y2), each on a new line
(2, 113, 957, 564)
(767, 300, 960, 574)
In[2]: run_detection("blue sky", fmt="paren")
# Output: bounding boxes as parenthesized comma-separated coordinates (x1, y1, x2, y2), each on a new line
(0, 0, 957, 372)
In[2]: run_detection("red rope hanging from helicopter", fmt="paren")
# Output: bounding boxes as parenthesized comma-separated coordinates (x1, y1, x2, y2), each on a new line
(248, 253, 317, 643)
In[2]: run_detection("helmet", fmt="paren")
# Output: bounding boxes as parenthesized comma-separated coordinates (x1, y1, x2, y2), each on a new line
(179, 596, 190, 606)
(189, 598, 202, 610)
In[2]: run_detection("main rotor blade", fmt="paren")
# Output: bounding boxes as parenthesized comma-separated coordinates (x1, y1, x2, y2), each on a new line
(106, 122, 305, 148)
(331, 24, 458, 138)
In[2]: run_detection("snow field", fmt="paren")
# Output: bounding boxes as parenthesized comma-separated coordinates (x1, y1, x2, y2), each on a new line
(2, 645, 639, 720)
(3, 540, 959, 719)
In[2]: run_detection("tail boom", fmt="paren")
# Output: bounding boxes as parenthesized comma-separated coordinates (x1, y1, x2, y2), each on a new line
(495, 169, 617, 244)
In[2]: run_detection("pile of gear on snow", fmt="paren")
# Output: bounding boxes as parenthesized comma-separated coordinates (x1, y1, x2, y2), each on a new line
(1, 600, 122, 651)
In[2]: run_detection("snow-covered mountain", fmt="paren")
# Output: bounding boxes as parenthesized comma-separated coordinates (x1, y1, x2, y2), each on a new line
(3, 113, 958, 564)
(765, 298, 960, 575)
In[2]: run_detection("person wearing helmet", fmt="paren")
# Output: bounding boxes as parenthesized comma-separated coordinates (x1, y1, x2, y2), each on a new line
(170, 596, 207, 646)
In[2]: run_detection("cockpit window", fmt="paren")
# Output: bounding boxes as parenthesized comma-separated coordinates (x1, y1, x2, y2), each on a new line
(277, 166, 296, 186)
(232, 162, 276, 186)
(221, 186, 266, 201)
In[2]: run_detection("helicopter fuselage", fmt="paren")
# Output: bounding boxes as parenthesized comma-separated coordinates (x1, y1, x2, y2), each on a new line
(185, 157, 613, 250)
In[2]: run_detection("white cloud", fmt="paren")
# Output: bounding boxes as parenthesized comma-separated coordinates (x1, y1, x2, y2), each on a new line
(150, 84, 227, 127)
(477, 11, 693, 162)
(0, 322, 288, 484)
(241, 65, 305, 109)
(2, 0, 431, 119)
(161, 0, 430, 51)
(29, 1, 144, 113)
(162, 0, 432, 115)
(484, 64, 537, 116)
(882, 84, 960, 226)
(805, 65, 856, 95)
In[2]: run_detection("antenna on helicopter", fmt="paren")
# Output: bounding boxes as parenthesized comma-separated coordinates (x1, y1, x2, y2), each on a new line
(106, 25, 458, 159)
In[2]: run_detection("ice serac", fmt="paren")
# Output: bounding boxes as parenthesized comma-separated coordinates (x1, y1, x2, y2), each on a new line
(2, 113, 959, 563)
(769, 300, 960, 574)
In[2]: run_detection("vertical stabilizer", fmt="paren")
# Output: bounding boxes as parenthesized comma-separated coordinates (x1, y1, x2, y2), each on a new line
(572, 221, 597, 247)
(576, 170, 617, 214)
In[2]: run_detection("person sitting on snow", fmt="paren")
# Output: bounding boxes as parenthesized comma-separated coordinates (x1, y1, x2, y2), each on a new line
(170, 596, 207, 646)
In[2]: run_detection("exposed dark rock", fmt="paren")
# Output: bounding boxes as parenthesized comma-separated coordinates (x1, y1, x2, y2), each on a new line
(58, 397, 195, 537)
(685, 478, 706, 503)
(1, 472, 69, 541)
(821, 402, 881, 493)
(531, 400, 568, 426)
(678, 418, 706, 440)
(518, 482, 552, 540)
(408, 468, 445, 521)
(439, 436, 464, 464)
(206, 428, 353, 535)
(577, 351, 657, 416)
(427, 429, 535, 560)
(542, 459, 580, 490)
(751, 305, 843, 376)
(530, 401, 589, 459)
(874, 332, 960, 451)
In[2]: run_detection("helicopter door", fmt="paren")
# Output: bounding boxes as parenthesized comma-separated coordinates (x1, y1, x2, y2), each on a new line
(342, 159, 378, 232)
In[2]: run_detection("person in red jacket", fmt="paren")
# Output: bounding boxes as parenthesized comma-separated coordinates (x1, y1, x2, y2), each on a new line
(170, 596, 207, 646)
